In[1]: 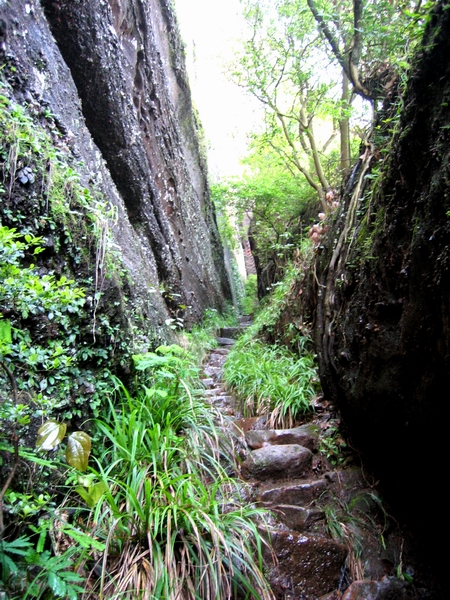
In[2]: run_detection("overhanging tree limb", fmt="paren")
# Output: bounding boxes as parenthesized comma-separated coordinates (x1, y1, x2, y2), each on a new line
(306, 0, 373, 99)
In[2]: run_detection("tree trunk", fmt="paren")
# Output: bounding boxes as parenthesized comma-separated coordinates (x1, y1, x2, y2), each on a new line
(339, 71, 351, 174)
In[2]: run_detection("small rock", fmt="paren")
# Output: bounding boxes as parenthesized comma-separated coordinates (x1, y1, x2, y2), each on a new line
(241, 444, 312, 481)
(16, 166, 35, 184)
(341, 576, 415, 600)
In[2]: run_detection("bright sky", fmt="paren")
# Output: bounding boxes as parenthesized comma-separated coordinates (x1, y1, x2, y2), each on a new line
(173, 0, 262, 180)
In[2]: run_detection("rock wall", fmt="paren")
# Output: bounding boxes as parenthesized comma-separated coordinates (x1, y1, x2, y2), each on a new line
(314, 1, 450, 580)
(0, 0, 230, 338)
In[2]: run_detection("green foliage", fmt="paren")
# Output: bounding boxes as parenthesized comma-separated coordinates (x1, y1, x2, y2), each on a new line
(310, 0, 430, 87)
(0, 81, 144, 432)
(0, 226, 102, 427)
(224, 340, 317, 428)
(212, 146, 316, 287)
(241, 252, 313, 342)
(318, 425, 348, 466)
(74, 345, 273, 598)
(0, 535, 85, 599)
(241, 274, 259, 315)
(231, 0, 344, 202)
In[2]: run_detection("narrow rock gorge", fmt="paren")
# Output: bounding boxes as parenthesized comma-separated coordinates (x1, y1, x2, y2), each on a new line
(1, 0, 448, 597)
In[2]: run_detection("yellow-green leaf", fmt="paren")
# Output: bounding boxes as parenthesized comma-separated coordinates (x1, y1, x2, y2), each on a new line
(75, 486, 95, 508)
(66, 431, 91, 471)
(90, 481, 107, 503)
(0, 319, 12, 344)
(75, 481, 107, 508)
(36, 421, 67, 451)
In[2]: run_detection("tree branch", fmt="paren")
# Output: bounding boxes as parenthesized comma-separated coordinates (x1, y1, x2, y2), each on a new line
(307, 0, 373, 99)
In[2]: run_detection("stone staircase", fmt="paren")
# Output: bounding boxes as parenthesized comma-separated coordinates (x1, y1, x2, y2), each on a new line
(199, 327, 423, 600)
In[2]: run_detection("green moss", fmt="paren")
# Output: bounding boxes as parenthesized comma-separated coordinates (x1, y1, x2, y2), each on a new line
(0, 78, 159, 427)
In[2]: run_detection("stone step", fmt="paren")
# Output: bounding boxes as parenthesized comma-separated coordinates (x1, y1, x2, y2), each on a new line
(218, 326, 248, 339)
(245, 423, 319, 451)
(258, 478, 328, 505)
(241, 444, 312, 481)
(209, 347, 231, 356)
(201, 377, 215, 389)
(340, 577, 414, 600)
(262, 529, 347, 599)
(202, 365, 222, 378)
(216, 336, 235, 346)
(266, 504, 324, 532)
(232, 415, 268, 433)
(239, 315, 252, 325)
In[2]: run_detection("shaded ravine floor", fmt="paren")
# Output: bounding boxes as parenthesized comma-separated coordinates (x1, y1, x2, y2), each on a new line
(200, 325, 438, 600)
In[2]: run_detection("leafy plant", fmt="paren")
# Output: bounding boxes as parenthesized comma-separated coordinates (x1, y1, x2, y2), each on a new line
(318, 425, 348, 466)
(223, 339, 317, 427)
(0, 534, 85, 599)
(71, 345, 274, 599)
(242, 274, 259, 315)
(36, 420, 91, 471)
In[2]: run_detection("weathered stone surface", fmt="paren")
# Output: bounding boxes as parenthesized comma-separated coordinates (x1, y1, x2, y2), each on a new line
(241, 444, 312, 481)
(264, 530, 347, 599)
(258, 478, 328, 505)
(216, 337, 235, 345)
(245, 424, 319, 450)
(218, 326, 247, 338)
(0, 0, 232, 373)
(233, 416, 268, 433)
(6, 0, 230, 329)
(313, 3, 450, 583)
(341, 577, 416, 600)
(275, 504, 324, 531)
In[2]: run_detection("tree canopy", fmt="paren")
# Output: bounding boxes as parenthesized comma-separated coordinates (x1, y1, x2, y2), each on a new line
(215, 0, 432, 287)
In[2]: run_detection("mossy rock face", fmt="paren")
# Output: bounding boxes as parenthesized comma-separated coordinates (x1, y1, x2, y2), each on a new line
(313, 2, 450, 587)
(1, 0, 231, 350)
(0, 0, 234, 449)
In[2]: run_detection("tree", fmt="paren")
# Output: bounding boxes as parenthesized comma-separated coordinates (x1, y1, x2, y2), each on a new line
(232, 0, 347, 210)
(306, 0, 430, 103)
(212, 142, 316, 294)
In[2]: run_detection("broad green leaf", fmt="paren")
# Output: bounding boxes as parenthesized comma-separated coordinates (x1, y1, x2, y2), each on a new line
(36, 421, 67, 451)
(75, 485, 95, 508)
(90, 481, 107, 503)
(0, 319, 12, 344)
(66, 431, 91, 471)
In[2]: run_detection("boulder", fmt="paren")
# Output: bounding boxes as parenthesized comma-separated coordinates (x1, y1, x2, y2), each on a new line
(241, 444, 312, 481)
